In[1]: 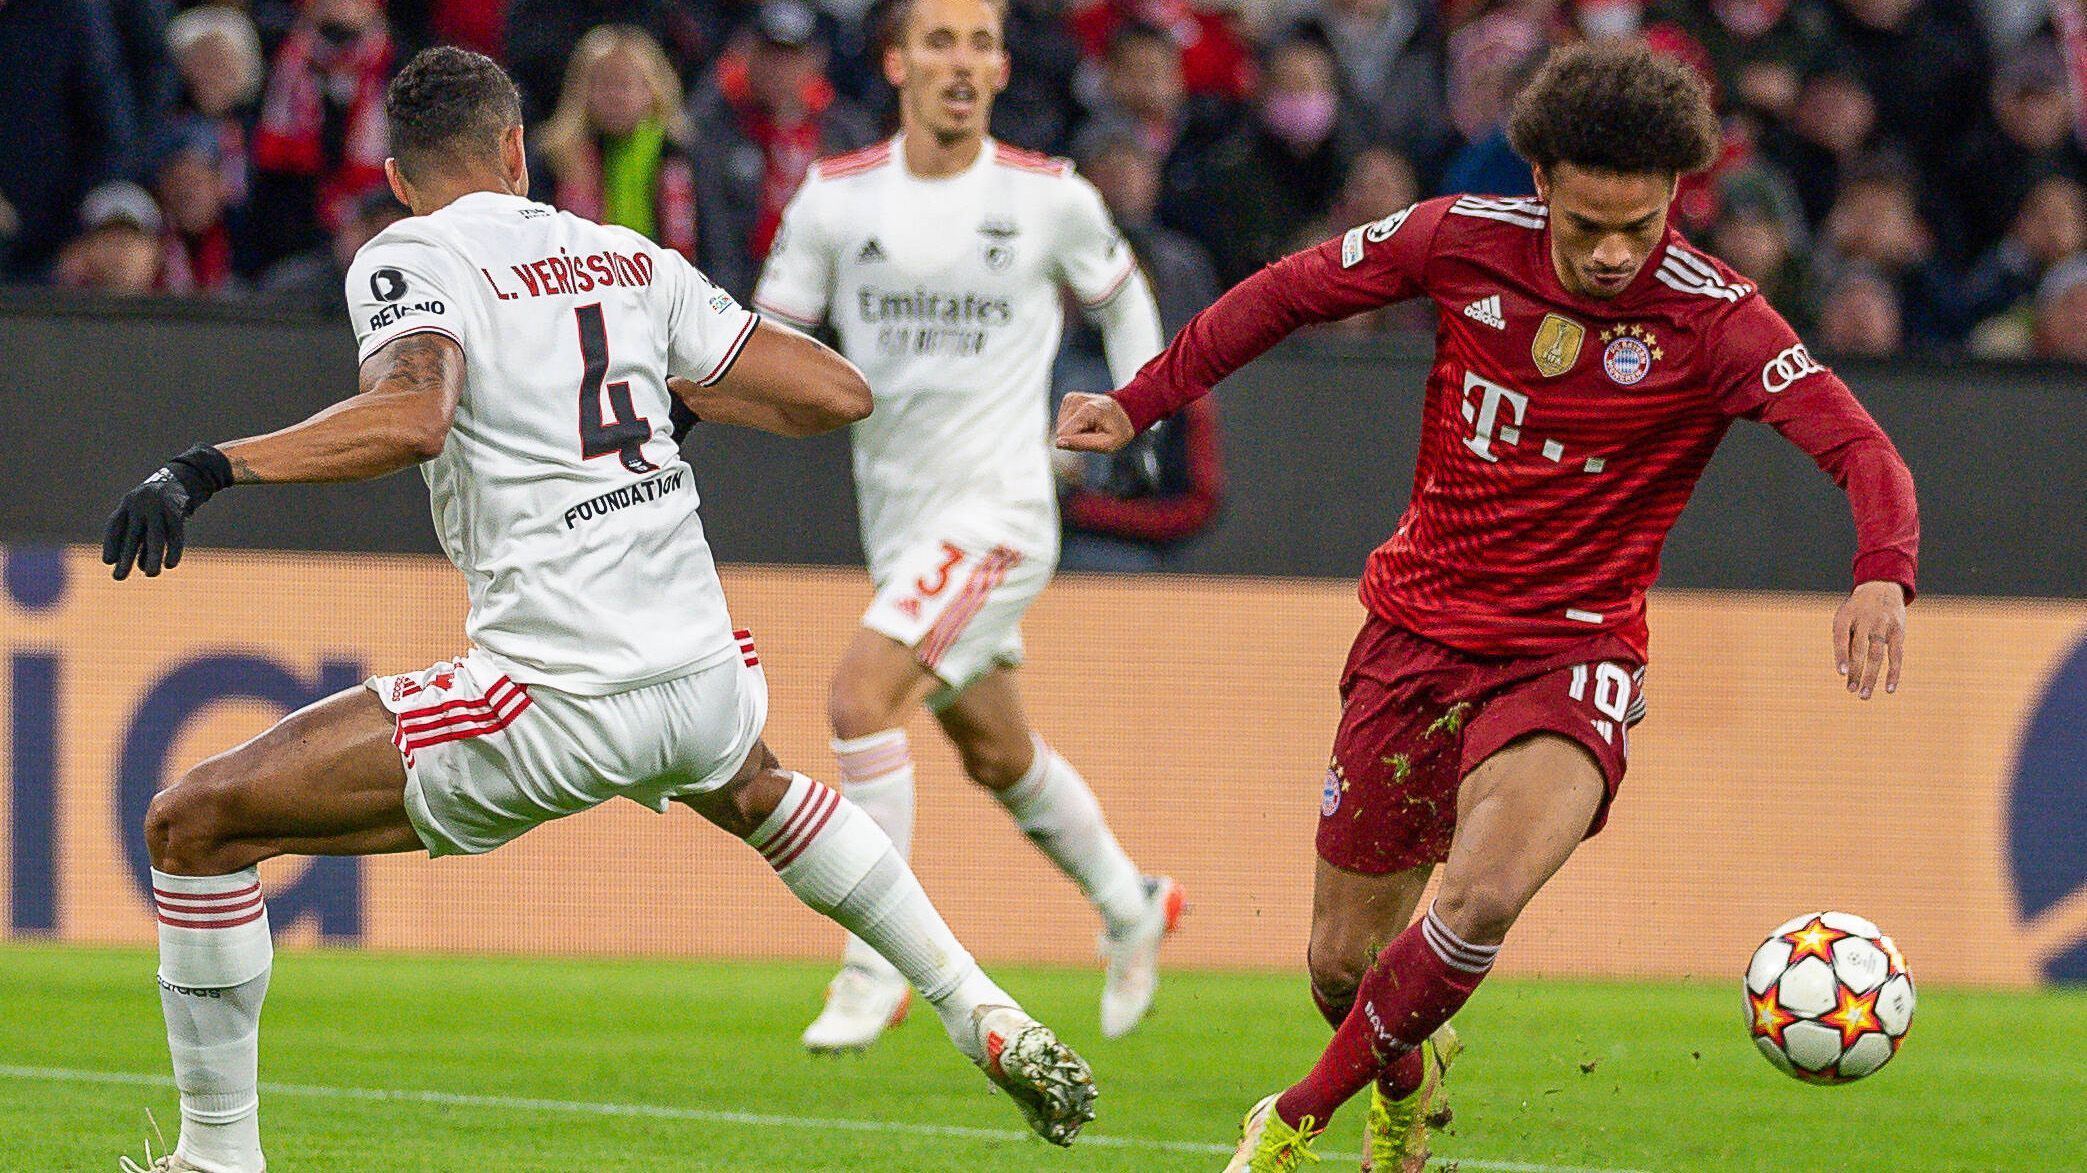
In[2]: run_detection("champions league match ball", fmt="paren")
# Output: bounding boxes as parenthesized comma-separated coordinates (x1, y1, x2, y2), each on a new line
(1744, 912, 1915, 1084)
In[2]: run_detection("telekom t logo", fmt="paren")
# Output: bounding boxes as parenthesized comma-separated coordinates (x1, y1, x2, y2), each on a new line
(1460, 370, 1529, 462)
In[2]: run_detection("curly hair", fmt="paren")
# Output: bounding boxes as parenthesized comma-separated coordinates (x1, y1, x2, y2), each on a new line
(1506, 41, 1721, 178)
(385, 47, 523, 179)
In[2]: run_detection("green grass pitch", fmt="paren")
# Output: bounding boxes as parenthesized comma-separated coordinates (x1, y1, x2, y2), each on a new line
(5, 943, 2084, 1171)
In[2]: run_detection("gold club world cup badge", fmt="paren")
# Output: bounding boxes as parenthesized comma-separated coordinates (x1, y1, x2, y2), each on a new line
(1532, 313, 1584, 377)
(1600, 324, 1663, 386)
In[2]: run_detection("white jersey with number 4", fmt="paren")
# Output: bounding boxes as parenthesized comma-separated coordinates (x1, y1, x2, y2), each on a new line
(753, 136, 1143, 574)
(344, 191, 758, 695)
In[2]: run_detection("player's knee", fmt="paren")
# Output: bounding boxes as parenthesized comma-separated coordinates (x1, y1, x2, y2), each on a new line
(827, 678, 899, 740)
(145, 768, 239, 874)
(1306, 936, 1371, 1007)
(956, 735, 1033, 791)
(1432, 882, 1525, 947)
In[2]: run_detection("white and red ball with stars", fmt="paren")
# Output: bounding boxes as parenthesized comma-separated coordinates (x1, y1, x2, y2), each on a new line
(1746, 911, 1915, 1083)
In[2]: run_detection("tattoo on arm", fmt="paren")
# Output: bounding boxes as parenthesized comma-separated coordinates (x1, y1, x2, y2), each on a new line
(218, 331, 465, 485)
(367, 332, 461, 398)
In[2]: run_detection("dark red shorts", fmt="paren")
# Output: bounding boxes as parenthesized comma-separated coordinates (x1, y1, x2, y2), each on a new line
(1316, 616, 1647, 875)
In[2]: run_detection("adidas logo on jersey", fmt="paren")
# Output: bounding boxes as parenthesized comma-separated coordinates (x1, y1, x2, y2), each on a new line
(857, 238, 886, 264)
(1463, 295, 1506, 330)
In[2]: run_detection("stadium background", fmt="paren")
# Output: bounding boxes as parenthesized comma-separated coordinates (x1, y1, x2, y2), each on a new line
(2, 311, 2084, 990)
(5, 2, 2087, 1164)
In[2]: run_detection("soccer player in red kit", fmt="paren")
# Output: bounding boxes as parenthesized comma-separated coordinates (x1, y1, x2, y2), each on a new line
(1057, 42, 1917, 1172)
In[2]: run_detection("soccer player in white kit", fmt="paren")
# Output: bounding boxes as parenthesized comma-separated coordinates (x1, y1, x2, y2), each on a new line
(754, 0, 1180, 1051)
(103, 49, 1095, 1173)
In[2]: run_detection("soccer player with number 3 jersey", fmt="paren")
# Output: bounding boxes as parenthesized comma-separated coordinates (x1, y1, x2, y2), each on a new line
(755, 0, 1184, 1051)
(104, 49, 1097, 1173)
(1057, 43, 1919, 1172)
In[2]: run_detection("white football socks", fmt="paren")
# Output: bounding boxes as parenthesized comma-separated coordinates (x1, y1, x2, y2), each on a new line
(831, 730, 916, 983)
(996, 736, 1149, 935)
(152, 867, 272, 1173)
(752, 774, 1011, 1060)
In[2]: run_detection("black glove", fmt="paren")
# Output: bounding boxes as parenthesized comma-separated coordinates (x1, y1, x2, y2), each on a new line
(102, 444, 235, 580)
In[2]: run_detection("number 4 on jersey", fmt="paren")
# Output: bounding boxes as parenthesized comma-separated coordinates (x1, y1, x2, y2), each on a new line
(574, 303, 656, 474)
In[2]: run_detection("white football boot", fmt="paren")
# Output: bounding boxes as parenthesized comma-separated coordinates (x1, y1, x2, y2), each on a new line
(119, 1110, 241, 1172)
(971, 1005, 1098, 1146)
(119, 1157, 216, 1173)
(1098, 875, 1185, 1038)
(800, 963, 912, 1053)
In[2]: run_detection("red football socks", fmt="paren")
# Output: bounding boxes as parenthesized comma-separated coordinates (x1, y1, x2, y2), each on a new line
(1276, 904, 1498, 1127)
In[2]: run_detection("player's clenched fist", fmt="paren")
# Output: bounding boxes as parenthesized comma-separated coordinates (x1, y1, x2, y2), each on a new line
(1832, 579, 1907, 700)
(102, 444, 234, 580)
(1054, 393, 1135, 453)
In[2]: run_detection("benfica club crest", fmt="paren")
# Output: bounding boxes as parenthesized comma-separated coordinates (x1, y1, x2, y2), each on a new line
(1531, 313, 1584, 378)
(1600, 324, 1664, 386)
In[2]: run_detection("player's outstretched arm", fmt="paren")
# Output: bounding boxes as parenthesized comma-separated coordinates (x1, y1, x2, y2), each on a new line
(1709, 298, 1917, 702)
(1089, 202, 1444, 441)
(101, 332, 464, 580)
(668, 319, 870, 438)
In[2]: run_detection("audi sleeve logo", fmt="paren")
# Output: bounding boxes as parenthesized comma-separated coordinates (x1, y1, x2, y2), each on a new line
(1760, 342, 1827, 393)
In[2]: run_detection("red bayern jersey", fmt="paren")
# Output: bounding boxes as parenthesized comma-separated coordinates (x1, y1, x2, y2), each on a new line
(1112, 193, 1919, 659)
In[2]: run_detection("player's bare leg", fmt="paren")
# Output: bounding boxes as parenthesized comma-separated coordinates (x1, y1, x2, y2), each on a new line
(801, 630, 944, 1049)
(817, 631, 1174, 1043)
(1303, 859, 1463, 1171)
(680, 742, 1096, 1144)
(1307, 860, 1432, 1027)
(1233, 734, 1602, 1170)
(136, 687, 418, 1173)
(934, 667, 1180, 1035)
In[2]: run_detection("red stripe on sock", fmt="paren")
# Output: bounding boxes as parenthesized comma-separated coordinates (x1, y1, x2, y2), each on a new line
(764, 786, 839, 866)
(838, 745, 911, 780)
(151, 883, 260, 903)
(769, 788, 840, 870)
(157, 906, 267, 930)
(154, 893, 264, 917)
(756, 783, 830, 857)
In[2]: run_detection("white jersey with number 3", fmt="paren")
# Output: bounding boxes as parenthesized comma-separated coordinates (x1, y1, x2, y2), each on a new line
(753, 137, 1144, 574)
(344, 191, 758, 695)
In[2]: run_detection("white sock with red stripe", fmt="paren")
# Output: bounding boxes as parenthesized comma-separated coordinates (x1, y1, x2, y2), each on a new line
(995, 737, 1148, 935)
(832, 730, 916, 984)
(152, 868, 271, 1173)
(751, 774, 1011, 1061)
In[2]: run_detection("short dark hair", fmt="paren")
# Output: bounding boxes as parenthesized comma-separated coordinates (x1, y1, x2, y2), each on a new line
(1506, 42, 1721, 178)
(879, 0, 1007, 49)
(385, 47, 522, 179)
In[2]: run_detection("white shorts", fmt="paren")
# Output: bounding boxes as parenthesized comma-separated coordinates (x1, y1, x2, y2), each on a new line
(366, 636, 768, 857)
(861, 537, 1052, 709)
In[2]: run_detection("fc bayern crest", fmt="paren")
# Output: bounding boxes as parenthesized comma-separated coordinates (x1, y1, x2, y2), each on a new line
(1599, 325, 1663, 386)
(1321, 765, 1344, 816)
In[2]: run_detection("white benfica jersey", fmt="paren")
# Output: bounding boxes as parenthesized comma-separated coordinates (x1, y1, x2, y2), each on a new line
(344, 191, 758, 695)
(754, 136, 1151, 573)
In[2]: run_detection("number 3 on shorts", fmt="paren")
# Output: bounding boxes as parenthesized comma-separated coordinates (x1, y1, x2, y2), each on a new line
(914, 542, 967, 598)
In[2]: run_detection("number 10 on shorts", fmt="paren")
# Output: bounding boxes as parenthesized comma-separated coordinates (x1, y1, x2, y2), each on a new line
(1569, 662, 1637, 745)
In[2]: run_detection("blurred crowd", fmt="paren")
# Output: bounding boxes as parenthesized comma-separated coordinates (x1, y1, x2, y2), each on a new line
(5, 0, 2087, 366)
